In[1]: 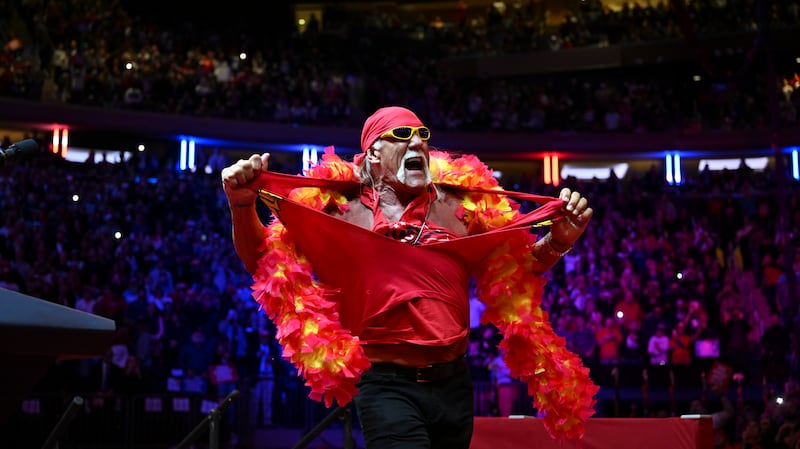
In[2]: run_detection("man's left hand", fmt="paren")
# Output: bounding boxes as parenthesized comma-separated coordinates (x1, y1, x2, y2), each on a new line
(550, 187, 593, 249)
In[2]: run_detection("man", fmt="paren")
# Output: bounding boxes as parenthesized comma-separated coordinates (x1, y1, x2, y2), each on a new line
(221, 106, 593, 449)
(252, 326, 278, 427)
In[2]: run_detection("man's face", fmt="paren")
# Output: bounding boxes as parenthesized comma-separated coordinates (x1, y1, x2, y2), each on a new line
(370, 133, 431, 193)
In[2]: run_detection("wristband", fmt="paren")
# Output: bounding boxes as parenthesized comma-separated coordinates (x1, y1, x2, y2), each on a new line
(544, 233, 572, 257)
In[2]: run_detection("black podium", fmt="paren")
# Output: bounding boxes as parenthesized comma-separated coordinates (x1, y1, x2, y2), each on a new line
(0, 288, 116, 423)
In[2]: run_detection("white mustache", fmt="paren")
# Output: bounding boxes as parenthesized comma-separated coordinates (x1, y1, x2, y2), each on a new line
(401, 150, 426, 165)
(397, 150, 431, 184)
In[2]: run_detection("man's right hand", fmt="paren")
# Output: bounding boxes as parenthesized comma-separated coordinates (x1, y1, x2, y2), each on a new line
(221, 153, 271, 208)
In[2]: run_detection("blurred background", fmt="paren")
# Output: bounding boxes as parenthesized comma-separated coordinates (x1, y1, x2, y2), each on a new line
(0, 1, 799, 448)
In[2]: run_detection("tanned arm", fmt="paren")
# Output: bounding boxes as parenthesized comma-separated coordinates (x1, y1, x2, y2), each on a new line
(229, 204, 267, 274)
(529, 187, 593, 275)
(222, 153, 271, 274)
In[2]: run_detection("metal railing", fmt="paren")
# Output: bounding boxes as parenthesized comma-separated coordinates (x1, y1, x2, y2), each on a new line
(173, 390, 240, 449)
(290, 406, 354, 449)
(3, 372, 765, 449)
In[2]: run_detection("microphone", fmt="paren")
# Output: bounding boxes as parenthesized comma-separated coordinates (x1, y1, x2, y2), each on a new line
(0, 139, 39, 167)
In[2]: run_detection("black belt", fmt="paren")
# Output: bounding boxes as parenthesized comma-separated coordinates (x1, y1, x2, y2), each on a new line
(369, 355, 468, 383)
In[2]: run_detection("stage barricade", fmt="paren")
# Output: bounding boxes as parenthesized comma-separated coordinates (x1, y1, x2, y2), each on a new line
(126, 395, 204, 447)
(3, 384, 734, 448)
(470, 416, 713, 449)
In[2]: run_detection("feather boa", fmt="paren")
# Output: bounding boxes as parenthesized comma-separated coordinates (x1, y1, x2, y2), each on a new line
(250, 148, 598, 441)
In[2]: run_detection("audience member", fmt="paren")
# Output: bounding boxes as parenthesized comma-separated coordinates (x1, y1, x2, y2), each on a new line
(647, 324, 670, 366)
(669, 322, 696, 365)
(596, 316, 623, 365)
(252, 326, 278, 428)
(487, 346, 517, 417)
(761, 313, 791, 394)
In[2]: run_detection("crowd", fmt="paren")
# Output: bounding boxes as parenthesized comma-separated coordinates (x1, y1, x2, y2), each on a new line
(1, 132, 799, 447)
(0, 0, 799, 135)
(1, 1, 800, 448)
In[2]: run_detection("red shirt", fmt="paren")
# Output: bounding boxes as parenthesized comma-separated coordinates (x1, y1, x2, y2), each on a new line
(278, 189, 471, 347)
(357, 186, 470, 346)
(252, 172, 566, 348)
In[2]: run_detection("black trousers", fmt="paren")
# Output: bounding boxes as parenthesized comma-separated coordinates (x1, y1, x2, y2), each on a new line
(353, 366, 474, 449)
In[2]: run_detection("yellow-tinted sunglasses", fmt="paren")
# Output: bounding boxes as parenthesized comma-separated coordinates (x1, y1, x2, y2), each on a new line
(379, 126, 431, 141)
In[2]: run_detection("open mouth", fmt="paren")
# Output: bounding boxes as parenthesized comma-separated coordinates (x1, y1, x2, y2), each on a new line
(404, 157, 424, 171)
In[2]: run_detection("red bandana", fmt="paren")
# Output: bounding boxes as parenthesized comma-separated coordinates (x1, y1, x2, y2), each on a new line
(355, 106, 425, 166)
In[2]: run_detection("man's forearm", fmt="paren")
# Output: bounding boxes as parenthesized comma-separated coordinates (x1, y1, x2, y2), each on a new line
(230, 204, 267, 274)
(530, 232, 571, 275)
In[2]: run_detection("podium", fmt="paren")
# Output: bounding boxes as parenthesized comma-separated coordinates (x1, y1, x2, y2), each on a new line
(0, 288, 116, 423)
(470, 416, 714, 449)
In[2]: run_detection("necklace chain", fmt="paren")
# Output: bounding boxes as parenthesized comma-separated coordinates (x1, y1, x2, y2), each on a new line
(410, 185, 434, 245)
